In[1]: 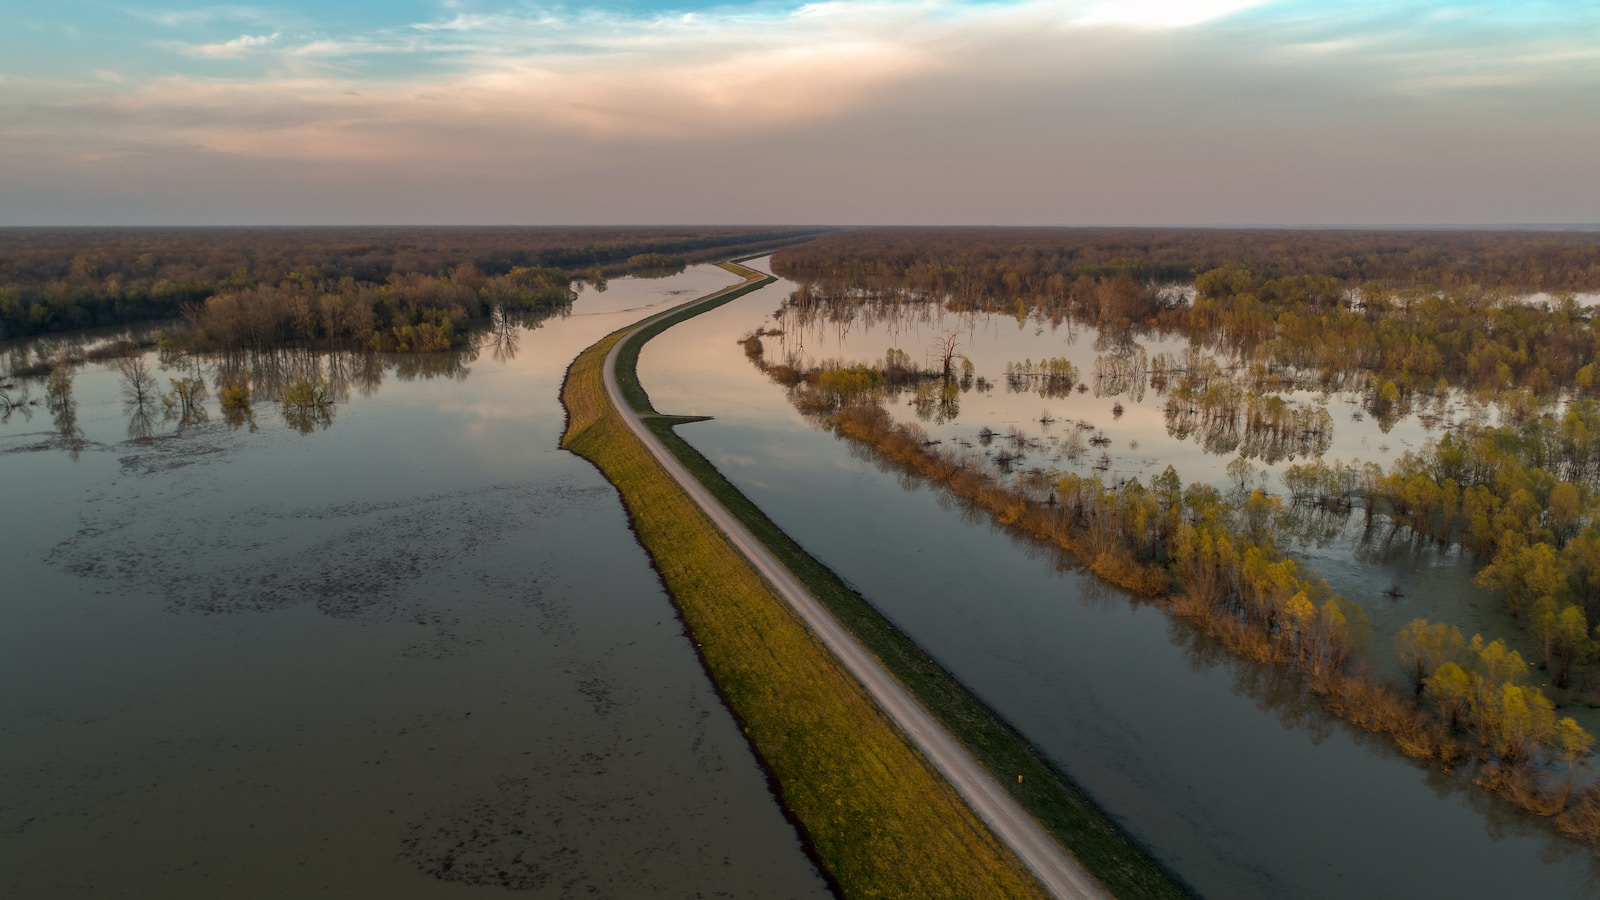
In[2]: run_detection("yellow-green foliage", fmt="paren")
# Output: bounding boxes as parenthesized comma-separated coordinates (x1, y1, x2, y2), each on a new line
(816, 364, 885, 404)
(281, 379, 331, 410)
(218, 380, 251, 410)
(561, 330, 1046, 899)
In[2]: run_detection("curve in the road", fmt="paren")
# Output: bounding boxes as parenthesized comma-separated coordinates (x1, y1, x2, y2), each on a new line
(603, 263, 1109, 900)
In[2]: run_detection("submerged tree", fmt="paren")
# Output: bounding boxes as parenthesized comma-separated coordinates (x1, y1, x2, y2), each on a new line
(46, 362, 84, 459)
(0, 380, 30, 422)
(932, 329, 967, 380)
(115, 355, 161, 440)
(281, 378, 334, 434)
(116, 356, 159, 409)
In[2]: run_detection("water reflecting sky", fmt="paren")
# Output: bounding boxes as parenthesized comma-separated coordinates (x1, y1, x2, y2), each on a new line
(0, 265, 828, 898)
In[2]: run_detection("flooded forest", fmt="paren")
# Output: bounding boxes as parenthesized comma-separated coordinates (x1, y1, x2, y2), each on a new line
(753, 228, 1600, 852)
(10, 225, 1600, 897)
(0, 231, 833, 898)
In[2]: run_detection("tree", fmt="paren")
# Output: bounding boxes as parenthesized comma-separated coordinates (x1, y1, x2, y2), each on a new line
(0, 380, 27, 416)
(46, 362, 85, 458)
(1563, 530, 1600, 616)
(282, 378, 331, 410)
(1491, 683, 1557, 766)
(1425, 661, 1473, 729)
(117, 356, 159, 409)
(1475, 636, 1530, 689)
(1395, 619, 1465, 694)
(1226, 456, 1260, 502)
(1466, 637, 1531, 751)
(1476, 542, 1568, 618)
(1554, 717, 1595, 798)
(1548, 481, 1583, 544)
(165, 375, 207, 415)
(157, 374, 207, 430)
(281, 379, 334, 434)
(219, 380, 251, 411)
(1149, 465, 1184, 551)
(931, 329, 966, 380)
(1551, 604, 1591, 688)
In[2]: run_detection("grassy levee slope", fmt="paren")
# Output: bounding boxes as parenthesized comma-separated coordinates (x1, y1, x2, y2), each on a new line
(560, 283, 1048, 897)
(613, 264, 1190, 900)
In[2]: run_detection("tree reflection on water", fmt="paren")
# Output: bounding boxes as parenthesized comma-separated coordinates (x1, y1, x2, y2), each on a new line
(2, 304, 569, 453)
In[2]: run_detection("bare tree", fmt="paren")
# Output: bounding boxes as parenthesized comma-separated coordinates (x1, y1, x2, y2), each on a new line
(0, 380, 30, 420)
(117, 356, 159, 409)
(931, 329, 966, 380)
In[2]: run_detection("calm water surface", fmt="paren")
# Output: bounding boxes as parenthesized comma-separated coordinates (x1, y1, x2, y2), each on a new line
(0, 265, 828, 898)
(640, 258, 1600, 899)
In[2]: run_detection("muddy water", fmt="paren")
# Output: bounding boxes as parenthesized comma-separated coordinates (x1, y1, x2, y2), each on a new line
(0, 266, 828, 898)
(639, 258, 1600, 899)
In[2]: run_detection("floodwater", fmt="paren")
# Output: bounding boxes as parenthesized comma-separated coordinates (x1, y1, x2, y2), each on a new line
(741, 274, 1598, 713)
(639, 258, 1600, 899)
(710, 264, 1600, 717)
(0, 266, 829, 898)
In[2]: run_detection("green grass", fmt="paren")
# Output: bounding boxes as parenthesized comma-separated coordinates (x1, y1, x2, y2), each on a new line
(561, 305, 1049, 899)
(611, 264, 1193, 900)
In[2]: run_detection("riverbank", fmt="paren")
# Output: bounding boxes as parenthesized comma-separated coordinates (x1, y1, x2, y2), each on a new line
(559, 268, 1051, 898)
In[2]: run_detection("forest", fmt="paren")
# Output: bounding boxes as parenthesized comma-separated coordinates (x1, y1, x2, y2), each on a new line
(758, 227, 1600, 848)
(180, 264, 575, 353)
(776, 231, 1600, 417)
(0, 226, 829, 340)
(773, 227, 1600, 296)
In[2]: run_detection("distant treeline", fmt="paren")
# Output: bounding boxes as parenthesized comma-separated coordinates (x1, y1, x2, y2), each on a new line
(183, 265, 575, 354)
(773, 227, 1600, 297)
(0, 226, 831, 339)
(624, 252, 687, 273)
(774, 229, 1600, 408)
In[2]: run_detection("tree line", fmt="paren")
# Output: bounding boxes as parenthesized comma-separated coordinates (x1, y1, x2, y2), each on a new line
(771, 229, 1600, 412)
(773, 228, 1600, 300)
(4, 310, 504, 449)
(1171, 265, 1598, 404)
(0, 226, 830, 339)
(182, 264, 574, 353)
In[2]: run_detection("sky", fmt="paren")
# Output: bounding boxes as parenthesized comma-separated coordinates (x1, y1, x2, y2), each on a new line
(1, 0, 1596, 226)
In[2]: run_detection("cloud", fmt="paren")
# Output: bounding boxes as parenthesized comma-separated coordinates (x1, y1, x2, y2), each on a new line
(30, 2, 1600, 147)
(4, 0, 1598, 224)
(1077, 0, 1267, 28)
(128, 4, 289, 28)
(170, 31, 281, 59)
